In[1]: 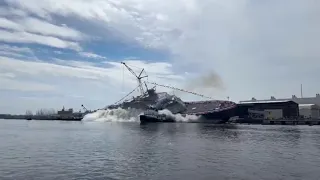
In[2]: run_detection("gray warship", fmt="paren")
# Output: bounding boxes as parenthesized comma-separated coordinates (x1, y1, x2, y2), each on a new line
(106, 62, 237, 123)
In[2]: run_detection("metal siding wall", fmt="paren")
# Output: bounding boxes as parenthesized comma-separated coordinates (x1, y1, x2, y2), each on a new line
(253, 102, 299, 118)
(239, 101, 299, 118)
(311, 109, 319, 119)
(283, 107, 289, 117)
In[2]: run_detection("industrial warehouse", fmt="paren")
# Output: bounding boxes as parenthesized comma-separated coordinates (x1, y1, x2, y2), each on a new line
(236, 94, 320, 125)
(236, 100, 299, 119)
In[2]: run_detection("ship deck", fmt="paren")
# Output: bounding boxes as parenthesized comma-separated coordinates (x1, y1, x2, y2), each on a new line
(184, 101, 236, 115)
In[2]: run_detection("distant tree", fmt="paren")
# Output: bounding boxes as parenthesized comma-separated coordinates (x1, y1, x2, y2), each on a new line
(35, 109, 43, 116)
(48, 108, 57, 115)
(35, 108, 57, 116)
(25, 110, 33, 116)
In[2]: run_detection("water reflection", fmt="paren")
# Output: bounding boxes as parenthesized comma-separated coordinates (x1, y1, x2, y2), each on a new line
(1, 120, 320, 180)
(193, 124, 240, 140)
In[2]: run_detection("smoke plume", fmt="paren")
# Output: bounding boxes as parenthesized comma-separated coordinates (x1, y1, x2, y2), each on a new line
(185, 72, 225, 91)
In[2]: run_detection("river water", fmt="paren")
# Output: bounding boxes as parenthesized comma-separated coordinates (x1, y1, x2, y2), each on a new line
(0, 119, 319, 180)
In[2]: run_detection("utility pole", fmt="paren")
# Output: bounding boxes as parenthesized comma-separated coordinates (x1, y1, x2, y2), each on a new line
(300, 84, 303, 98)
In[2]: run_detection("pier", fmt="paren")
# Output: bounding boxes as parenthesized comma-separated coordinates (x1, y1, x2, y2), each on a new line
(262, 119, 320, 125)
(234, 118, 320, 125)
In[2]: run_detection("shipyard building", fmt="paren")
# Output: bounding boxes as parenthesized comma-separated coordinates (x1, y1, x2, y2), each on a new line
(239, 94, 320, 119)
(236, 100, 299, 120)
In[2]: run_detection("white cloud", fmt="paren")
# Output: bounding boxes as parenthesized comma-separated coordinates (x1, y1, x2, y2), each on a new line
(0, 72, 16, 78)
(53, 50, 63, 54)
(0, 30, 81, 51)
(0, 56, 106, 80)
(0, 6, 28, 17)
(0, 55, 185, 92)
(16, 17, 84, 41)
(1, 0, 320, 113)
(0, 17, 21, 30)
(79, 52, 107, 59)
(0, 50, 28, 58)
(0, 44, 37, 59)
(0, 16, 85, 50)
(0, 76, 56, 92)
(33, 0, 318, 101)
(0, 44, 33, 54)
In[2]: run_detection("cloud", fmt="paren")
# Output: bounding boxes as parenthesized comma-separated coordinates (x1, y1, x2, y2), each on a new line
(0, 71, 56, 92)
(3, 0, 176, 48)
(0, 15, 85, 50)
(0, 44, 38, 60)
(79, 52, 107, 59)
(0, 77, 56, 92)
(0, 6, 28, 17)
(0, 30, 82, 51)
(0, 56, 107, 80)
(0, 44, 33, 54)
(0, 72, 16, 78)
(1, 0, 320, 113)
(0, 17, 21, 29)
(15, 17, 84, 41)
(6, 1, 319, 67)
(0, 55, 185, 93)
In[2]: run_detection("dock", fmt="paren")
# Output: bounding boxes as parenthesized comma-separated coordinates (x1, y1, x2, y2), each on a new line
(234, 118, 320, 125)
(262, 119, 320, 125)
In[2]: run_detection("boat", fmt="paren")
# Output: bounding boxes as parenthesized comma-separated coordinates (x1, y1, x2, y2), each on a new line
(139, 95, 237, 124)
(106, 62, 237, 123)
(140, 110, 176, 123)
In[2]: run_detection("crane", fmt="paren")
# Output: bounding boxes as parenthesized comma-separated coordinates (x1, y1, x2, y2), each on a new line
(81, 104, 88, 112)
(121, 62, 148, 96)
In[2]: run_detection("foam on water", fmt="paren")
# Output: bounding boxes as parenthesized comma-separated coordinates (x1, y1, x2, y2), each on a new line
(82, 108, 143, 122)
(82, 108, 201, 123)
(158, 109, 200, 122)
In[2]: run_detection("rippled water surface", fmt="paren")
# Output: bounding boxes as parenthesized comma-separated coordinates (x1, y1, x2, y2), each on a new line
(1, 120, 320, 180)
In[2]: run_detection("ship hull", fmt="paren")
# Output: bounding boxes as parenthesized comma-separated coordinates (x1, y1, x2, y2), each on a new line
(198, 106, 237, 123)
(140, 114, 175, 124)
(139, 106, 237, 124)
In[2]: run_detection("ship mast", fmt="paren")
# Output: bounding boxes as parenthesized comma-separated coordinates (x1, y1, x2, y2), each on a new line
(121, 62, 148, 96)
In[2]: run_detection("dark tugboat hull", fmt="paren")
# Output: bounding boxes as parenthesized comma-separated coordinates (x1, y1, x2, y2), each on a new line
(139, 106, 237, 124)
(140, 114, 175, 124)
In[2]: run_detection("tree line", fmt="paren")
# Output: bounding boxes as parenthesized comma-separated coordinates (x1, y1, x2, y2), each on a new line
(25, 108, 57, 116)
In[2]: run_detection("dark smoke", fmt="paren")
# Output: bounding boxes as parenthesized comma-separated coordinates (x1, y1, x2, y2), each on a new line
(185, 72, 225, 91)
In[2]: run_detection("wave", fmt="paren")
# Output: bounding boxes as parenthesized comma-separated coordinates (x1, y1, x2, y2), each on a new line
(82, 108, 143, 122)
(82, 108, 200, 123)
(158, 109, 200, 122)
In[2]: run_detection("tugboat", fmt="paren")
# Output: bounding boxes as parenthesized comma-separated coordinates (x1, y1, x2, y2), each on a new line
(140, 109, 176, 123)
(107, 62, 237, 124)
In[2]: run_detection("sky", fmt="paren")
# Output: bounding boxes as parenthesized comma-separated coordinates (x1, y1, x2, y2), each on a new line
(0, 0, 319, 114)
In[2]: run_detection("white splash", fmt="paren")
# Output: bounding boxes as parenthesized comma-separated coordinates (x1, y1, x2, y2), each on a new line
(82, 108, 143, 122)
(158, 109, 200, 122)
(82, 108, 200, 123)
